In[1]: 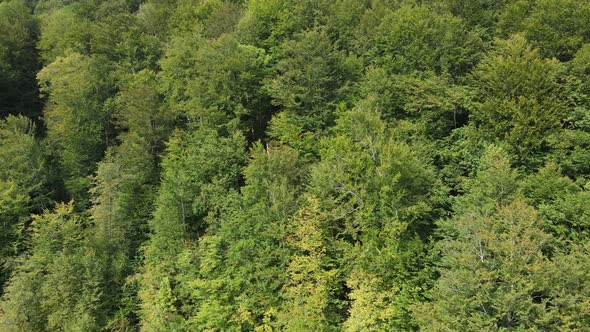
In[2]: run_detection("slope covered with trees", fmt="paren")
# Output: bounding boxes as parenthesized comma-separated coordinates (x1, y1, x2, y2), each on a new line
(1, 0, 589, 330)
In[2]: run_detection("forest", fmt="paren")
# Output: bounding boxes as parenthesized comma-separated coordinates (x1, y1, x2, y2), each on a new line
(1, 0, 590, 330)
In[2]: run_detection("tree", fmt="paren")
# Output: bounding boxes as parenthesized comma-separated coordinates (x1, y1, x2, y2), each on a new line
(441, 0, 509, 35)
(37, 7, 92, 63)
(417, 199, 553, 331)
(497, 0, 590, 61)
(0, 115, 48, 292)
(83, 67, 168, 330)
(367, 4, 483, 76)
(159, 29, 270, 140)
(265, 28, 359, 132)
(113, 69, 170, 152)
(541, 242, 590, 329)
(276, 195, 338, 332)
(90, 1, 163, 75)
(0, 0, 40, 118)
(236, 0, 331, 49)
(357, 67, 471, 140)
(188, 143, 305, 331)
(182, 34, 270, 140)
(546, 43, 590, 179)
(138, 126, 246, 330)
(37, 52, 114, 207)
(309, 106, 441, 330)
(470, 34, 566, 166)
(171, 0, 244, 39)
(0, 115, 48, 209)
(415, 146, 583, 331)
(0, 203, 101, 332)
(324, 0, 370, 52)
(522, 163, 590, 248)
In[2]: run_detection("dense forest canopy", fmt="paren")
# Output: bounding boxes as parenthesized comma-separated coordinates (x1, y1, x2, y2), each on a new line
(1, 0, 590, 330)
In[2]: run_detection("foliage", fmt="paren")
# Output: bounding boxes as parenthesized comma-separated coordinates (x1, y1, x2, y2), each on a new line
(0, 115, 47, 292)
(0, 0, 39, 117)
(1, 1, 590, 331)
(367, 4, 484, 76)
(37, 52, 113, 207)
(470, 34, 567, 166)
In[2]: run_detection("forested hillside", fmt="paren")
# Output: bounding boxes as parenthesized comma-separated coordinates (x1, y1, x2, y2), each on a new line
(1, 0, 590, 330)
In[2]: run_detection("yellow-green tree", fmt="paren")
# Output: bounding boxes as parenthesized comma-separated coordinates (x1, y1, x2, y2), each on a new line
(277, 195, 338, 332)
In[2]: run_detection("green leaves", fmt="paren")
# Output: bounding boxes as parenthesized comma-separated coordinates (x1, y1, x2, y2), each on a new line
(265, 28, 360, 132)
(38, 53, 113, 206)
(138, 126, 247, 330)
(418, 145, 590, 330)
(368, 4, 483, 76)
(0, 203, 104, 332)
(306, 106, 441, 330)
(0, 0, 39, 117)
(159, 31, 270, 139)
(0, 115, 47, 292)
(417, 147, 552, 330)
(37, 8, 91, 63)
(3, 1, 590, 330)
(470, 34, 567, 165)
(498, 0, 590, 61)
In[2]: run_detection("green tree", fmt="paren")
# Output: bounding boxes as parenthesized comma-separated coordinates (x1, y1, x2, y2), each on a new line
(171, 0, 244, 39)
(0, 115, 47, 292)
(415, 146, 577, 331)
(367, 4, 483, 76)
(88, 145, 158, 329)
(236, 0, 331, 49)
(139, 126, 246, 330)
(84, 64, 168, 331)
(90, 1, 162, 75)
(546, 43, 590, 179)
(159, 29, 270, 140)
(265, 28, 359, 132)
(357, 67, 471, 140)
(541, 242, 590, 329)
(37, 7, 92, 63)
(0, 203, 100, 332)
(188, 143, 304, 331)
(417, 199, 553, 331)
(440, 0, 508, 35)
(37, 52, 114, 207)
(470, 34, 566, 166)
(522, 163, 590, 248)
(113, 69, 170, 152)
(0, 115, 48, 208)
(309, 106, 441, 330)
(497, 0, 590, 61)
(0, 0, 39, 117)
(182, 34, 270, 140)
